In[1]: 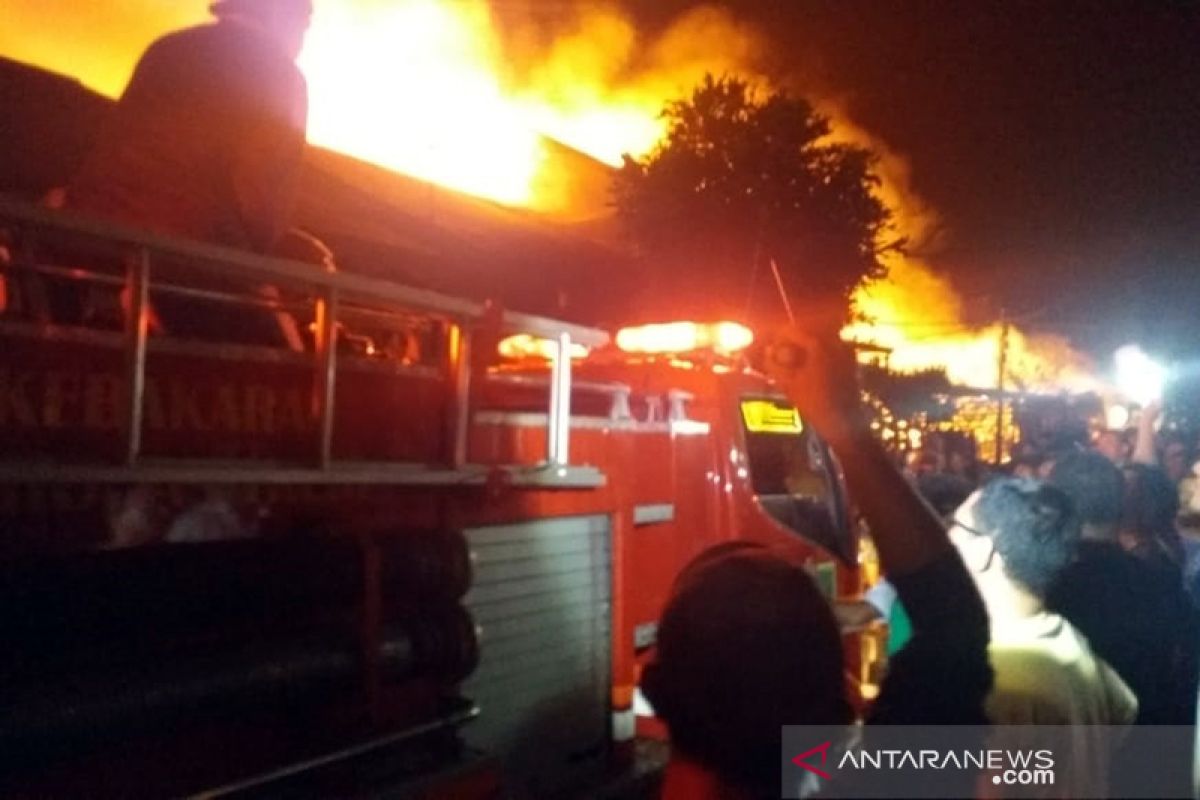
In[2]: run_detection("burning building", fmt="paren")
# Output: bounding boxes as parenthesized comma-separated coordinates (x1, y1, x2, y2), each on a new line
(0, 0, 1101, 456)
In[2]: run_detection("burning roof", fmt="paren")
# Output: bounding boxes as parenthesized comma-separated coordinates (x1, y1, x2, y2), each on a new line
(0, 2, 1099, 393)
(0, 56, 635, 322)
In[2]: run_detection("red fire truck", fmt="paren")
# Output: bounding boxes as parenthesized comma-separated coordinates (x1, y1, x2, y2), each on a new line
(0, 56, 860, 793)
(0, 196, 858, 797)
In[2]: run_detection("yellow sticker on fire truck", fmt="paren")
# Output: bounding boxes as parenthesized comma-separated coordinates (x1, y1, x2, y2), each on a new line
(740, 399, 803, 434)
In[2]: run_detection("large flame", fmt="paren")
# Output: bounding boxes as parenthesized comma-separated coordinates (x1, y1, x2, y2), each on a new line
(827, 113, 1095, 393)
(0, 0, 761, 209)
(1, 0, 1094, 395)
(298, 0, 541, 205)
(299, 1, 761, 206)
(845, 259, 1095, 391)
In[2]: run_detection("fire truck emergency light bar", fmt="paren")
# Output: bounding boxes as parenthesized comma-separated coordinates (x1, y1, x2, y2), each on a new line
(498, 333, 591, 361)
(615, 321, 753, 356)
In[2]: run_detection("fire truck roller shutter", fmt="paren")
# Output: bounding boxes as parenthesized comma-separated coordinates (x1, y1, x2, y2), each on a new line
(0, 531, 478, 766)
(459, 514, 612, 796)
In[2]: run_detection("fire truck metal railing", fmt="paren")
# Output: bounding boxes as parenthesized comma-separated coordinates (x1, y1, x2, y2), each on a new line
(0, 197, 608, 488)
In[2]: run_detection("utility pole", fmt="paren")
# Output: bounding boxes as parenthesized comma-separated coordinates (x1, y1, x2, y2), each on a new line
(994, 309, 1009, 464)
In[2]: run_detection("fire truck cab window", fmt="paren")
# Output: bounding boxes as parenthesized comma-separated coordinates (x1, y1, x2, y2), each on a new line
(740, 398, 852, 562)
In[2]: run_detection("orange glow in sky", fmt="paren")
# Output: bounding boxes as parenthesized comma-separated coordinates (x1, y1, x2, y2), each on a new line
(0, 0, 762, 207)
(0, 0, 1092, 390)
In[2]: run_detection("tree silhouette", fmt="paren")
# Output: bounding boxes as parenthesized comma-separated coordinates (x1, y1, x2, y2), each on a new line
(614, 75, 894, 333)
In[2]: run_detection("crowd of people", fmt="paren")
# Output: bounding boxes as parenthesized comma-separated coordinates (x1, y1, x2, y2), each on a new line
(644, 332, 1200, 799)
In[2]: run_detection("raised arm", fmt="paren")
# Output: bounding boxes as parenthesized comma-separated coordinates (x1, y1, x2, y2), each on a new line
(762, 331, 951, 576)
(763, 330, 991, 724)
(1132, 400, 1161, 466)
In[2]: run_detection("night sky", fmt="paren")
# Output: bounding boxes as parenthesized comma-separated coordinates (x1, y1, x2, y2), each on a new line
(634, 0, 1200, 361)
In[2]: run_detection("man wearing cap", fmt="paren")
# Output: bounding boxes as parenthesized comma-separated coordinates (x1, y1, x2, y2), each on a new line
(60, 0, 313, 346)
(66, 0, 312, 252)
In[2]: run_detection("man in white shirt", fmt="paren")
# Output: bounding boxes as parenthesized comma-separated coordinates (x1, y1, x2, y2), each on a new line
(951, 479, 1137, 797)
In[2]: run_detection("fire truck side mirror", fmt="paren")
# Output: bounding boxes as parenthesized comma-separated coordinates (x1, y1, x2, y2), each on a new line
(767, 340, 808, 371)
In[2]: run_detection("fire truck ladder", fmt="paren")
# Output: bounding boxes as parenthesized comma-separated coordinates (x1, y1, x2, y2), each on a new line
(0, 197, 608, 488)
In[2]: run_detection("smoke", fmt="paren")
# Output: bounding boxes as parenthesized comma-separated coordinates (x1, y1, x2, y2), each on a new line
(498, 0, 1098, 392)
(500, 3, 768, 166)
(821, 103, 1094, 391)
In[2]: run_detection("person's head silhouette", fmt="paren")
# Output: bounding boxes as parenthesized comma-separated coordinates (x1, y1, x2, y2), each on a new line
(210, 0, 313, 60)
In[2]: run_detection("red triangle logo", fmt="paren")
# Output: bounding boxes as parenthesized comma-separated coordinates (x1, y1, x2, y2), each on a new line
(791, 740, 832, 780)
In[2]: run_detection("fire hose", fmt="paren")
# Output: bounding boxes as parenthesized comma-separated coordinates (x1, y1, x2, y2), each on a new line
(0, 531, 477, 764)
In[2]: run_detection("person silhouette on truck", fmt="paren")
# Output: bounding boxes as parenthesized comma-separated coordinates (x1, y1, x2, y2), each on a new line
(60, 0, 315, 348)
(67, 0, 311, 253)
